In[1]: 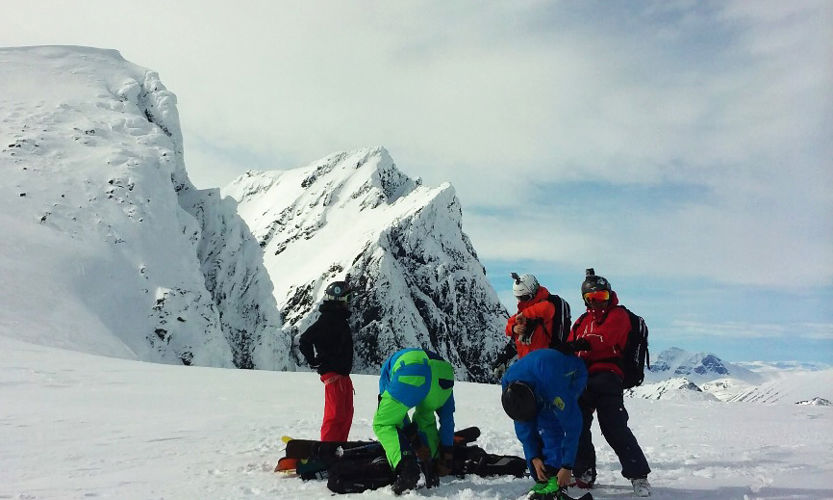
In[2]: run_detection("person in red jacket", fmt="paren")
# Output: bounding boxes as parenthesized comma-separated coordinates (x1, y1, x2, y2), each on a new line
(493, 273, 572, 378)
(568, 269, 651, 497)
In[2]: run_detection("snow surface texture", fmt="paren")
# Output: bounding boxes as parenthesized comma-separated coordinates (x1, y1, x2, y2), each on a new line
(1, 46, 508, 379)
(224, 147, 508, 381)
(2, 336, 832, 500)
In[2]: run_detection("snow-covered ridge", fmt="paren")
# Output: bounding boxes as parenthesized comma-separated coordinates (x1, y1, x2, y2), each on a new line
(0, 46, 287, 369)
(0, 46, 504, 380)
(225, 147, 507, 381)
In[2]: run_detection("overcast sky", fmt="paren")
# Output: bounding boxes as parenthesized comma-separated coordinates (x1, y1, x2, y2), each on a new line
(4, 0, 832, 362)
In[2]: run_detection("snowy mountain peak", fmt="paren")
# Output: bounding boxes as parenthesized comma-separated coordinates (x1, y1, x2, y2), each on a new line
(1, 46, 288, 370)
(226, 148, 505, 381)
(796, 397, 832, 406)
(627, 377, 720, 401)
(648, 347, 762, 384)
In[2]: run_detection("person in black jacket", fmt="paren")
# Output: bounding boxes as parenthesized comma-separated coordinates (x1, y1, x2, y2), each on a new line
(299, 280, 354, 441)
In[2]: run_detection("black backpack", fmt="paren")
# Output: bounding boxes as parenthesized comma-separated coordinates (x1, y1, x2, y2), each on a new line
(544, 294, 572, 347)
(620, 306, 650, 389)
(574, 305, 649, 389)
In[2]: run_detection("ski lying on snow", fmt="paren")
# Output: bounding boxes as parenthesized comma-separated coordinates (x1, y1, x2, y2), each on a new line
(282, 426, 481, 460)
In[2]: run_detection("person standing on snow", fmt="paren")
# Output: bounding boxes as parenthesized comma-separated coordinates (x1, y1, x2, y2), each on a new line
(568, 268, 652, 497)
(493, 272, 572, 378)
(299, 280, 355, 442)
(373, 348, 456, 495)
(501, 348, 588, 500)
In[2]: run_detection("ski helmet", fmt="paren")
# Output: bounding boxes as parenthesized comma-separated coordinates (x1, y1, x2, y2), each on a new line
(324, 280, 352, 302)
(511, 272, 539, 301)
(581, 267, 612, 307)
(581, 268, 611, 296)
(501, 381, 537, 421)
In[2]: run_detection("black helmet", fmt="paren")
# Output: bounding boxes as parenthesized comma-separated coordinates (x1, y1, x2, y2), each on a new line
(581, 268, 611, 296)
(324, 281, 352, 302)
(501, 381, 537, 421)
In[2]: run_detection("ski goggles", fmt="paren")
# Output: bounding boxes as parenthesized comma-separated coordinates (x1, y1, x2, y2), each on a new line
(583, 290, 610, 302)
(515, 293, 533, 302)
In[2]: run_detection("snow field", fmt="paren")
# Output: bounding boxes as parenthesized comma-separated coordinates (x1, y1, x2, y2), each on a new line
(2, 336, 832, 500)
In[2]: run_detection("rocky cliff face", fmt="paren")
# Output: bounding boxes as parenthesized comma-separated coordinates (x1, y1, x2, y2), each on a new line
(225, 148, 508, 381)
(0, 46, 288, 369)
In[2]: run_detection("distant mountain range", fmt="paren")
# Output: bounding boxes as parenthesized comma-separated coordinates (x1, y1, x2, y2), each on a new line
(631, 347, 833, 405)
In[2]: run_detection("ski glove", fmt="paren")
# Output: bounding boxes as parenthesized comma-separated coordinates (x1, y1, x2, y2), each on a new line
(565, 339, 591, 353)
(492, 362, 508, 381)
(518, 324, 534, 345)
(435, 445, 454, 476)
(308, 357, 321, 368)
(392, 453, 420, 495)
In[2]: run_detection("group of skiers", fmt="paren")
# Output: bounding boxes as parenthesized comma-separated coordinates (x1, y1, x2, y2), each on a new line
(297, 269, 652, 498)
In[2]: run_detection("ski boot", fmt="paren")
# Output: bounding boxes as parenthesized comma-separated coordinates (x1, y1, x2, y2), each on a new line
(573, 468, 595, 489)
(528, 476, 594, 500)
(527, 476, 561, 499)
(391, 454, 420, 495)
(631, 477, 651, 497)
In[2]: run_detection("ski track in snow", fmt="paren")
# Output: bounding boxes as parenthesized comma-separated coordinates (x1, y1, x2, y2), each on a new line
(2, 336, 832, 500)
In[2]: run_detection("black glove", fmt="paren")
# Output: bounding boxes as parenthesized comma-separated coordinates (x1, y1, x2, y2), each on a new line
(422, 458, 440, 488)
(435, 445, 454, 476)
(308, 357, 321, 368)
(518, 326, 534, 345)
(412, 439, 439, 488)
(564, 339, 593, 352)
(392, 453, 420, 495)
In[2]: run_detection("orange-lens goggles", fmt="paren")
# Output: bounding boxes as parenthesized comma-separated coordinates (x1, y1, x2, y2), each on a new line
(583, 290, 610, 302)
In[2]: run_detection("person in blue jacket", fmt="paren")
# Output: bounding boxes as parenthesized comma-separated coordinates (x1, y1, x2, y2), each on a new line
(501, 348, 588, 499)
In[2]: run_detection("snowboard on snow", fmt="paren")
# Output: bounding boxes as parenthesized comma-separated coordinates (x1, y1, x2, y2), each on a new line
(282, 426, 481, 462)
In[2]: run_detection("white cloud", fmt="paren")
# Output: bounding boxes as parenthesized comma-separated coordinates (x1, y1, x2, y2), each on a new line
(668, 320, 833, 340)
(1, 0, 831, 288)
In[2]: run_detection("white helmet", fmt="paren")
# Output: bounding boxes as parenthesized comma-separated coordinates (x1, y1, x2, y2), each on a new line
(511, 272, 539, 300)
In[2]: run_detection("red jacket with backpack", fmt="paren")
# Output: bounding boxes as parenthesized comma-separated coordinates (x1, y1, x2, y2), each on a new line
(505, 286, 557, 359)
(568, 290, 630, 378)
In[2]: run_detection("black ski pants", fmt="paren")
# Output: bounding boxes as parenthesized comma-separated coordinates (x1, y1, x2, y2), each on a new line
(574, 371, 651, 480)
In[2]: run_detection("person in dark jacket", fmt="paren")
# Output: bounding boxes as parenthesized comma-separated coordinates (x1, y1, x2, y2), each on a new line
(501, 348, 588, 499)
(299, 280, 354, 442)
(568, 268, 652, 497)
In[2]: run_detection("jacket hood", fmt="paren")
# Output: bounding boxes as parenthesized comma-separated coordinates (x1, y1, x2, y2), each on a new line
(320, 300, 351, 316)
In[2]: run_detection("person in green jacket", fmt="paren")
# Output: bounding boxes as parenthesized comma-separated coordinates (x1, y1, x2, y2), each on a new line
(373, 348, 455, 495)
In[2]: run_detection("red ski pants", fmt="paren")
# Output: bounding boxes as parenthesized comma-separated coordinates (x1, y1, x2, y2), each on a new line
(320, 372, 354, 442)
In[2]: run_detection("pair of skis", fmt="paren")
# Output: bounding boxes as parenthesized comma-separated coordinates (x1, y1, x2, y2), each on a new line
(276, 426, 482, 473)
